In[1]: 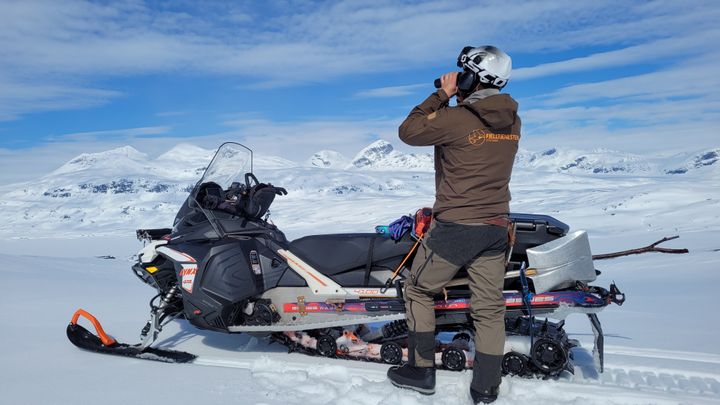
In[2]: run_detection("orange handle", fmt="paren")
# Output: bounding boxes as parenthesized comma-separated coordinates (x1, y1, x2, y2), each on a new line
(389, 236, 423, 281)
(70, 309, 117, 346)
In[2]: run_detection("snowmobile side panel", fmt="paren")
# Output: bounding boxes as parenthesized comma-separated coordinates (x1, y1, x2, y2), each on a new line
(259, 248, 289, 289)
(277, 267, 309, 287)
(200, 242, 262, 302)
(176, 240, 265, 331)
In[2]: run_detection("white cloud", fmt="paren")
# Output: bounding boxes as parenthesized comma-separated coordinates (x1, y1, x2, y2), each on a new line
(354, 84, 426, 98)
(519, 51, 720, 147)
(0, 0, 717, 170)
(513, 29, 720, 81)
(218, 116, 405, 158)
(1, 0, 718, 119)
(46, 126, 173, 142)
(0, 80, 121, 121)
(523, 98, 720, 131)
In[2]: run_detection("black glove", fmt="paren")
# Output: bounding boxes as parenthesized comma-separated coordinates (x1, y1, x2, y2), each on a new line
(202, 194, 220, 209)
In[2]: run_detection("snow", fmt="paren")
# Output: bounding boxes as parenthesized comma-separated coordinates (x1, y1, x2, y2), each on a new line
(0, 141, 719, 404)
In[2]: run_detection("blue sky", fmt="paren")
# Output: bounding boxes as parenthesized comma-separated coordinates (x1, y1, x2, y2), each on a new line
(0, 0, 718, 183)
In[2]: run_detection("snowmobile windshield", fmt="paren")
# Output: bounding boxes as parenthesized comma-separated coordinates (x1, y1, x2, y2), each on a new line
(199, 142, 253, 189)
(171, 142, 255, 240)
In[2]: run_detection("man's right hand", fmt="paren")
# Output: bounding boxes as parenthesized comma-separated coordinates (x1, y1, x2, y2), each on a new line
(440, 72, 459, 98)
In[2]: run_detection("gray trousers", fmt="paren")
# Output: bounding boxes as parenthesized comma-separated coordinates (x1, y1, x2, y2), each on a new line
(404, 224, 507, 389)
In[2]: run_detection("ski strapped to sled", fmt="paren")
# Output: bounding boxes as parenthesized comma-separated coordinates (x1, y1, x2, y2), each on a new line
(66, 309, 196, 363)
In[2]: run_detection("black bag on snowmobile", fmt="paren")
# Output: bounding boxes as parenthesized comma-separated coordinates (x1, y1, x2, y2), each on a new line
(240, 182, 287, 219)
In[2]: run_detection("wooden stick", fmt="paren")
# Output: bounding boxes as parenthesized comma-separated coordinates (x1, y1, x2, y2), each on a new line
(592, 235, 689, 260)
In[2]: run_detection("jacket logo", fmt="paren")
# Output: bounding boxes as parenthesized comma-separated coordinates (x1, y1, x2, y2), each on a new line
(468, 129, 487, 146)
(468, 129, 519, 147)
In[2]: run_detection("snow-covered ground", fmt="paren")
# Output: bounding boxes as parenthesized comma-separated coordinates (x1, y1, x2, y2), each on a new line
(0, 142, 719, 404)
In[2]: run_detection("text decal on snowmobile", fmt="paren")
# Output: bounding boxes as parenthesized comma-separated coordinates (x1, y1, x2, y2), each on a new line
(180, 265, 198, 293)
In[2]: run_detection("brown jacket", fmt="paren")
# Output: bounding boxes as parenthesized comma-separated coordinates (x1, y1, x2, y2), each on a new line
(399, 90, 521, 223)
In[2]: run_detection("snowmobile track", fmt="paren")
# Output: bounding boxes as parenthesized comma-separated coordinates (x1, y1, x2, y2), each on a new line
(190, 348, 720, 401)
(570, 367, 720, 400)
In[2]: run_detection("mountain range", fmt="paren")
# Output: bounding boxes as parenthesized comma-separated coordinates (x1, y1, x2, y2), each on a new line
(0, 140, 716, 238)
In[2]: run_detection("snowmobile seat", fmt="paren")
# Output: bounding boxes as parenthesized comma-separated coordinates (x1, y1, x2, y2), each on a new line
(289, 233, 414, 280)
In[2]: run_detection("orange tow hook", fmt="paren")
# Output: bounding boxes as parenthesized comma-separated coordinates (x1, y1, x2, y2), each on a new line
(70, 309, 117, 346)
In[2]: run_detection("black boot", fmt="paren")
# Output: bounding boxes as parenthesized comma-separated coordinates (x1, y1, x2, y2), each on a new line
(470, 351, 503, 404)
(470, 385, 499, 404)
(387, 364, 436, 395)
(387, 331, 436, 395)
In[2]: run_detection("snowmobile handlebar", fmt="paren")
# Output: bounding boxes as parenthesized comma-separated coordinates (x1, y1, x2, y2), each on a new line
(245, 172, 260, 188)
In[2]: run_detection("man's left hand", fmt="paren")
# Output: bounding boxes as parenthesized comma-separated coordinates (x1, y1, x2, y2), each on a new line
(440, 72, 459, 98)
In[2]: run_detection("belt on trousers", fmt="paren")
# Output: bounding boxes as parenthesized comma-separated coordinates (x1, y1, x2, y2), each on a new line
(482, 215, 510, 228)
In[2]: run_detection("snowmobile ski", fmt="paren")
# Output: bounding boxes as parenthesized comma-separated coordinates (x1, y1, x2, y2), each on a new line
(66, 309, 196, 363)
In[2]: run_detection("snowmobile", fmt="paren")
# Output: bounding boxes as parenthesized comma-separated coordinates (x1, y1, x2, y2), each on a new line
(67, 142, 625, 378)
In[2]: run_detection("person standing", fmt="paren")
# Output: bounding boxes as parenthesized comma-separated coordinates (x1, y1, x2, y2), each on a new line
(387, 45, 520, 404)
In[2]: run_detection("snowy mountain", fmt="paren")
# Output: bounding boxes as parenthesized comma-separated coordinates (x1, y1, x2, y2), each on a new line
(514, 147, 654, 174)
(515, 146, 720, 176)
(349, 140, 433, 170)
(51, 145, 152, 176)
(0, 141, 718, 239)
(665, 148, 720, 174)
(307, 150, 349, 168)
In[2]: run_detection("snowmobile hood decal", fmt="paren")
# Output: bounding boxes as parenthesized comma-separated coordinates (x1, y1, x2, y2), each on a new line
(156, 246, 197, 263)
